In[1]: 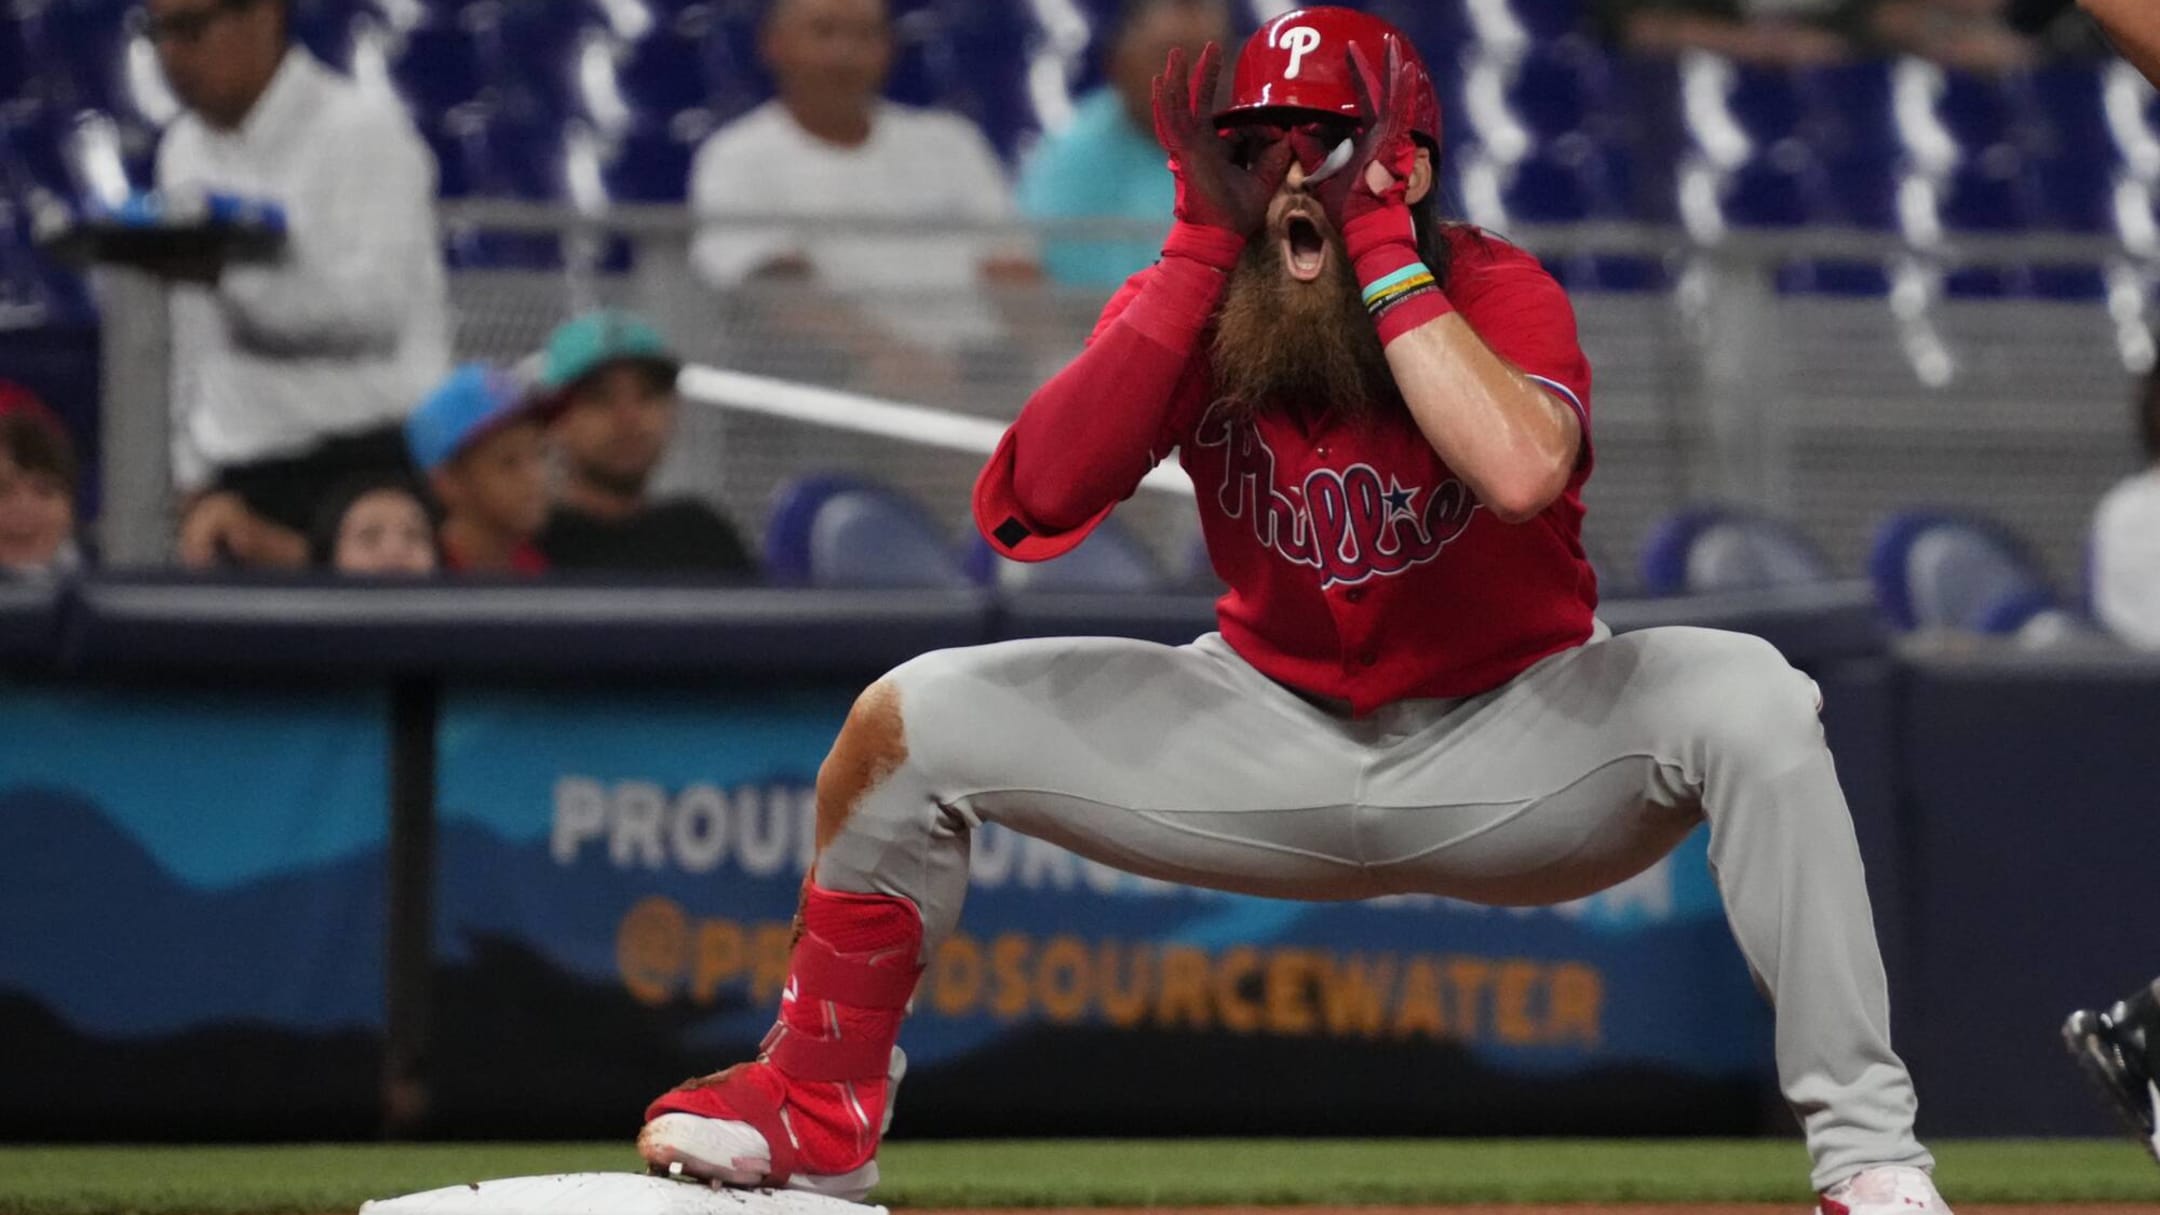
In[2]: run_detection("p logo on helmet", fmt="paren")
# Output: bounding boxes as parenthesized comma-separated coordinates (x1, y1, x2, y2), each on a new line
(1274, 23, 1323, 79)
(1219, 6, 1445, 152)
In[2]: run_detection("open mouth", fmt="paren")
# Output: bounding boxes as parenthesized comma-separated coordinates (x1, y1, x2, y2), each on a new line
(1282, 214, 1328, 283)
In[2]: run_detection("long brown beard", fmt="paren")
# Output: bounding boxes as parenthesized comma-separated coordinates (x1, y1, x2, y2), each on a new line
(1209, 227, 1398, 424)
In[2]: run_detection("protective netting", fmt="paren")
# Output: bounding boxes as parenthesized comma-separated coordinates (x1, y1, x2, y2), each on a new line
(292, 221, 2157, 585)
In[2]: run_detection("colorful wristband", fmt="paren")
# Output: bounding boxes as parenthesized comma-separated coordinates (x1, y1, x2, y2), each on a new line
(1356, 244, 1455, 346)
(1369, 283, 1455, 345)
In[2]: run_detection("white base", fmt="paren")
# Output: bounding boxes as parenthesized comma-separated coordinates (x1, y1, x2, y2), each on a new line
(360, 1173, 888, 1215)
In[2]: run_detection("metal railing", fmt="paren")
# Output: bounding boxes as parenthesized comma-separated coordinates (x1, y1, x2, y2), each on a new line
(96, 206, 2152, 587)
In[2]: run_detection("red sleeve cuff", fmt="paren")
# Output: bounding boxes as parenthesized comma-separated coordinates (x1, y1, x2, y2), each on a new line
(972, 432, 1118, 562)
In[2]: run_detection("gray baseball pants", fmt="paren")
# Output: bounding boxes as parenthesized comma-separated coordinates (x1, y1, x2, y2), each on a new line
(815, 624, 1930, 1190)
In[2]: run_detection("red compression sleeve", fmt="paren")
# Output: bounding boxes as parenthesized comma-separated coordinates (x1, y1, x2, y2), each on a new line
(1002, 225, 1237, 532)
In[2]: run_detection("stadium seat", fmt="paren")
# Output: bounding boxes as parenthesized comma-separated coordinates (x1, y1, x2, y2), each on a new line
(289, 0, 373, 73)
(886, 0, 1040, 163)
(392, 24, 490, 116)
(1798, 61, 1899, 169)
(1508, 0, 1590, 43)
(1638, 506, 1833, 596)
(963, 516, 1165, 594)
(1507, 42, 1613, 144)
(617, 27, 713, 127)
(432, 107, 566, 200)
(603, 129, 697, 203)
(1772, 260, 1891, 296)
(763, 474, 973, 589)
(1366, 0, 1472, 70)
(0, 109, 76, 201)
(693, 0, 771, 122)
(1502, 138, 1630, 222)
(1867, 510, 2058, 634)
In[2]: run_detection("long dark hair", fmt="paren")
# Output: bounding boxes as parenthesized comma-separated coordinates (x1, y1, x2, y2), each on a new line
(308, 473, 441, 569)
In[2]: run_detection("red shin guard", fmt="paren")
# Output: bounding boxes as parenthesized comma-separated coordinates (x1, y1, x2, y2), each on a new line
(646, 886, 924, 1182)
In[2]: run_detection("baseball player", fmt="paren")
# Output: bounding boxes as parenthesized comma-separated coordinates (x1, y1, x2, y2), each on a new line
(2065, 978, 2160, 1162)
(638, 10, 1947, 1213)
(2057, 0, 2160, 1167)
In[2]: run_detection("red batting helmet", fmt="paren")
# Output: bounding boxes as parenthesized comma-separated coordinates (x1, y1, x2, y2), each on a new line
(1216, 7, 1442, 150)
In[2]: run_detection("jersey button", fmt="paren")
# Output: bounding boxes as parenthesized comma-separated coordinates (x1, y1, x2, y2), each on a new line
(1357, 650, 1378, 667)
(1346, 587, 1366, 604)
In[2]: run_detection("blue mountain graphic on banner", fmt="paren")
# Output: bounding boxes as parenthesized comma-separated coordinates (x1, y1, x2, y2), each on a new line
(0, 788, 385, 1037)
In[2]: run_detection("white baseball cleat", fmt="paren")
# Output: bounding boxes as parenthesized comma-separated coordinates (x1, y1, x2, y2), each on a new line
(1815, 1165, 1953, 1215)
(638, 1114, 880, 1203)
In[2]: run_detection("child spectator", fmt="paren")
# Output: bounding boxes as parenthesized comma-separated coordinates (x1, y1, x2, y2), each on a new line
(403, 365, 558, 575)
(309, 474, 440, 576)
(536, 312, 756, 576)
(0, 382, 84, 577)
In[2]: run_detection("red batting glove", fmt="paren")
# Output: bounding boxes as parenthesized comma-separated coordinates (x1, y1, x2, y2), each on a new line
(1154, 42, 1294, 271)
(1310, 36, 1453, 345)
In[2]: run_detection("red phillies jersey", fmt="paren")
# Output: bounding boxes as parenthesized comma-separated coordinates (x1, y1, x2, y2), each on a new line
(978, 228, 1597, 715)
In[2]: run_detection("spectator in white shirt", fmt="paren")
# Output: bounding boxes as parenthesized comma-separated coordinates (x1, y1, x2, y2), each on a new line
(687, 0, 1036, 353)
(147, 0, 450, 569)
(2092, 366, 2160, 648)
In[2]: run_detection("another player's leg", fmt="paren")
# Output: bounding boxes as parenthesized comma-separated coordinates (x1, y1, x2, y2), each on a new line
(640, 635, 1371, 1199)
(2064, 976, 2160, 1162)
(1361, 626, 1941, 1214)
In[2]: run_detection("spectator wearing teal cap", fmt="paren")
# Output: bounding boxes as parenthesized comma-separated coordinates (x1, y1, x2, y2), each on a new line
(535, 312, 756, 576)
(404, 363, 559, 574)
(1017, 0, 1230, 290)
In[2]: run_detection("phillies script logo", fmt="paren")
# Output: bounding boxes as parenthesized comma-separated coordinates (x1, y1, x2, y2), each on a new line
(1195, 412, 1479, 587)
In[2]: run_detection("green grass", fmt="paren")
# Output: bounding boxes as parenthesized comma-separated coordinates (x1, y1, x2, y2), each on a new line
(0, 1140, 2154, 1213)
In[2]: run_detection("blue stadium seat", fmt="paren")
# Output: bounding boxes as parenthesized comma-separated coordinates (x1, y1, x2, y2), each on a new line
(1503, 138, 1629, 222)
(31, 15, 128, 118)
(2029, 65, 2113, 168)
(1508, 42, 1612, 143)
(603, 128, 698, 202)
(617, 28, 713, 126)
(1639, 506, 1833, 596)
(289, 0, 372, 73)
(694, 0, 771, 122)
(435, 108, 565, 199)
(1723, 63, 1807, 146)
(393, 25, 490, 115)
(1367, 0, 1471, 72)
(1933, 67, 2022, 153)
(963, 516, 1165, 593)
(0, 19, 27, 104)
(1503, 0, 1588, 42)
(764, 474, 973, 589)
(1868, 510, 2057, 634)
(1798, 61, 1899, 165)
(458, 0, 602, 122)
(886, 0, 1040, 163)
(1937, 159, 2039, 233)
(1773, 260, 1891, 297)
(0, 109, 76, 200)
(1719, 154, 1829, 228)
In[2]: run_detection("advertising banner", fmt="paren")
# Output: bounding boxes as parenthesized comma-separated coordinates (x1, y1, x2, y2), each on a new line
(0, 683, 389, 1136)
(432, 684, 1775, 1137)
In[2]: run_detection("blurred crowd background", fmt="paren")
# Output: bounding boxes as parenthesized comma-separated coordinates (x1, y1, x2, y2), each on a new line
(1, 0, 2158, 645)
